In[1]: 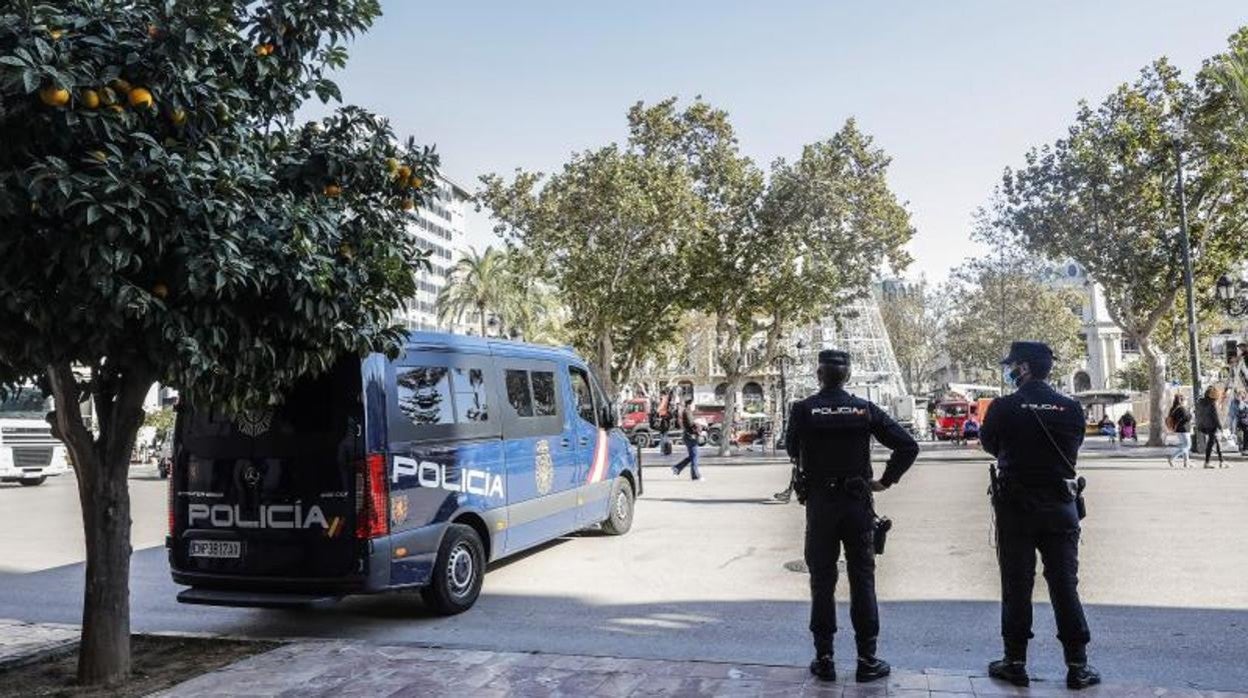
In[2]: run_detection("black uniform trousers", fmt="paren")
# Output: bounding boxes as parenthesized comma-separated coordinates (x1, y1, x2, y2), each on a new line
(804, 481, 878, 658)
(993, 491, 1090, 664)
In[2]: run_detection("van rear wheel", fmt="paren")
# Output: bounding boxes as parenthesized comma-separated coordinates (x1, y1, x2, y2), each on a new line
(19, 477, 46, 487)
(601, 478, 634, 535)
(421, 524, 485, 615)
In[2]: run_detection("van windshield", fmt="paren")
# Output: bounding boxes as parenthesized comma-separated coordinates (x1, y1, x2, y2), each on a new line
(0, 389, 50, 420)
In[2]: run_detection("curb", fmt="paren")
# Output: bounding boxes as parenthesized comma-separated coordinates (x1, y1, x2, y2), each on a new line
(0, 620, 79, 673)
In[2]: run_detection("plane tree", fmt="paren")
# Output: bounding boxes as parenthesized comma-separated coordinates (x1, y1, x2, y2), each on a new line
(999, 49, 1248, 445)
(627, 99, 914, 453)
(0, 0, 435, 685)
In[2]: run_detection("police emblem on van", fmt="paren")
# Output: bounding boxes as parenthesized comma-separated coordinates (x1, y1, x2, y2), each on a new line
(236, 410, 272, 437)
(535, 439, 554, 496)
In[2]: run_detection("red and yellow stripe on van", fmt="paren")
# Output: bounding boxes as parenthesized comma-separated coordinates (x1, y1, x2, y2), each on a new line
(586, 429, 609, 484)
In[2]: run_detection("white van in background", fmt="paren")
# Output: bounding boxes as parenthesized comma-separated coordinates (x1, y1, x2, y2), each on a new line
(0, 387, 69, 487)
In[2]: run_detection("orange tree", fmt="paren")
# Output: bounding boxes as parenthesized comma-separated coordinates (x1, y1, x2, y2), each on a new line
(0, 0, 435, 685)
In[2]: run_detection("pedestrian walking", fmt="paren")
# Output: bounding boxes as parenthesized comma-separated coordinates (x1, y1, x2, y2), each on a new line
(980, 341, 1100, 690)
(1196, 386, 1224, 469)
(1166, 395, 1192, 468)
(670, 396, 703, 480)
(785, 350, 919, 684)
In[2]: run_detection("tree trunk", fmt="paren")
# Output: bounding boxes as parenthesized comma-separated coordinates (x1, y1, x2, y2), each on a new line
(47, 362, 152, 686)
(1137, 336, 1167, 447)
(596, 329, 616, 397)
(478, 306, 486, 337)
(719, 373, 741, 457)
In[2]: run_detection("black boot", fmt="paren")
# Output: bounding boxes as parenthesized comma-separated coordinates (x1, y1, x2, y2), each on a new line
(988, 659, 1030, 687)
(809, 654, 836, 682)
(856, 656, 890, 683)
(1067, 663, 1102, 689)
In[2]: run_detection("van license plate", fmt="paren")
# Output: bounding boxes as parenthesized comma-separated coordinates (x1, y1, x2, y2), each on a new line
(189, 541, 241, 559)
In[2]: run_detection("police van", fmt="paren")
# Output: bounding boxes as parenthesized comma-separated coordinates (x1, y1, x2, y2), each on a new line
(168, 333, 639, 614)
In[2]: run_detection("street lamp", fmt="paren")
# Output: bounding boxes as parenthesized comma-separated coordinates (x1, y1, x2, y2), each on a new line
(1216, 274, 1248, 316)
(1161, 96, 1202, 453)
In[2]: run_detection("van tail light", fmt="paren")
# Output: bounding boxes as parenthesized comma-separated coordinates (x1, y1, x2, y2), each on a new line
(356, 453, 389, 539)
(166, 458, 175, 536)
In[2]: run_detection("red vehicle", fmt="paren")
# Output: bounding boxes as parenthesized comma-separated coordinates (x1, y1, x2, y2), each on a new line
(618, 397, 724, 448)
(620, 398, 655, 447)
(934, 399, 970, 440)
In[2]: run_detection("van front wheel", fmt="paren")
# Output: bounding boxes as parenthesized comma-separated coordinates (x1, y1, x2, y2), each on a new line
(422, 524, 485, 615)
(601, 478, 634, 535)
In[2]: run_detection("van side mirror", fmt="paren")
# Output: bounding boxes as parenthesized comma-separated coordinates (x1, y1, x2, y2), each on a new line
(601, 404, 617, 430)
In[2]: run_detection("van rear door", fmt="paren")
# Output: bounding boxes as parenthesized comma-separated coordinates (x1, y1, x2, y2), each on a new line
(171, 358, 365, 586)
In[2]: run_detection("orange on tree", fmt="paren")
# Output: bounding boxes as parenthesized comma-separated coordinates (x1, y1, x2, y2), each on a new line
(151, 283, 169, 299)
(39, 85, 70, 107)
(108, 104, 125, 114)
(110, 78, 132, 94)
(386, 157, 399, 174)
(254, 43, 274, 56)
(147, 24, 160, 39)
(170, 109, 187, 125)
(395, 164, 411, 181)
(128, 87, 154, 109)
(400, 198, 415, 211)
(49, 29, 64, 40)
(89, 150, 107, 163)
(80, 89, 100, 109)
(323, 183, 342, 197)
(410, 177, 423, 189)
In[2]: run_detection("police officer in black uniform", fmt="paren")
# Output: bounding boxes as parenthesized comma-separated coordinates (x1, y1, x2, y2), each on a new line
(980, 341, 1100, 690)
(785, 350, 919, 683)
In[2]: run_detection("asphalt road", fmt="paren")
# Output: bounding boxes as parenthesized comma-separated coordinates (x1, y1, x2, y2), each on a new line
(1, 451, 1246, 690)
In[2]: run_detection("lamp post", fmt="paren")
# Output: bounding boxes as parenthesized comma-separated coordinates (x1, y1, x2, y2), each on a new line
(1164, 97, 1202, 453)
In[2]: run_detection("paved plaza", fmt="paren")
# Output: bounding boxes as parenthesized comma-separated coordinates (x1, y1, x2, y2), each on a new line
(1, 446, 1246, 692)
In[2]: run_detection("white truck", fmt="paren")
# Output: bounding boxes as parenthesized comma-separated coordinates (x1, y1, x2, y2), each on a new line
(891, 395, 928, 440)
(0, 388, 69, 486)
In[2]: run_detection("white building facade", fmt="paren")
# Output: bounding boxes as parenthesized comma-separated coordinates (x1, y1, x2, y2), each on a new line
(400, 177, 472, 332)
(1044, 261, 1140, 393)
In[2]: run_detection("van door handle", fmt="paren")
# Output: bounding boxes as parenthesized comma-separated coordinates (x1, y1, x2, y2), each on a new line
(579, 436, 589, 446)
(561, 438, 571, 449)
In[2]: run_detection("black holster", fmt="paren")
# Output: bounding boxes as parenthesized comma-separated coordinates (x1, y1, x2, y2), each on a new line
(873, 516, 892, 555)
(792, 464, 809, 505)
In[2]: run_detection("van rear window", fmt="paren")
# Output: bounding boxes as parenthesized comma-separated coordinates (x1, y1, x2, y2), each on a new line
(452, 367, 489, 422)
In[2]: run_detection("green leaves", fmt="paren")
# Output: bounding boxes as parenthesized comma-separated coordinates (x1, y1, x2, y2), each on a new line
(0, 1, 437, 414)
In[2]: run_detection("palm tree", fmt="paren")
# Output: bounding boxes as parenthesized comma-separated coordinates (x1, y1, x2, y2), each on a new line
(436, 246, 510, 336)
(1217, 50, 1248, 116)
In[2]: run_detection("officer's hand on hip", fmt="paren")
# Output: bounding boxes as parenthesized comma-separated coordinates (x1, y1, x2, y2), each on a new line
(871, 480, 889, 492)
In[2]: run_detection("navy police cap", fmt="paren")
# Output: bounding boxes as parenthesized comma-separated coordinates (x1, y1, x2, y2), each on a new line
(1000, 341, 1054, 366)
(818, 349, 851, 367)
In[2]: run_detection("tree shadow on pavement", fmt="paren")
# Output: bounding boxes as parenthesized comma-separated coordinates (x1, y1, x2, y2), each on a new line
(4, 547, 1248, 692)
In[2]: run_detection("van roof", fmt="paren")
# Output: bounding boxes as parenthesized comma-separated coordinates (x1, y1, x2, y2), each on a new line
(402, 331, 579, 362)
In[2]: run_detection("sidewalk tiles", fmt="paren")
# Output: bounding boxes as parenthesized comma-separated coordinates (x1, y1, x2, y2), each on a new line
(153, 640, 1248, 698)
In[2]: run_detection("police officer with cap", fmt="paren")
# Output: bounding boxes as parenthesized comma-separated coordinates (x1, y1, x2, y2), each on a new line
(785, 349, 919, 683)
(980, 341, 1100, 689)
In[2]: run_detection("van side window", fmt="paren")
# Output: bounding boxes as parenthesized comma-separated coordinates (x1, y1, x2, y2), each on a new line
(568, 368, 597, 425)
(531, 371, 557, 417)
(504, 370, 534, 417)
(396, 366, 454, 425)
(451, 367, 489, 422)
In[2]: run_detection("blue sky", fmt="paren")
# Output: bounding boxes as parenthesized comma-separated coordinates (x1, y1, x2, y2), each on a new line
(302, 1, 1248, 281)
